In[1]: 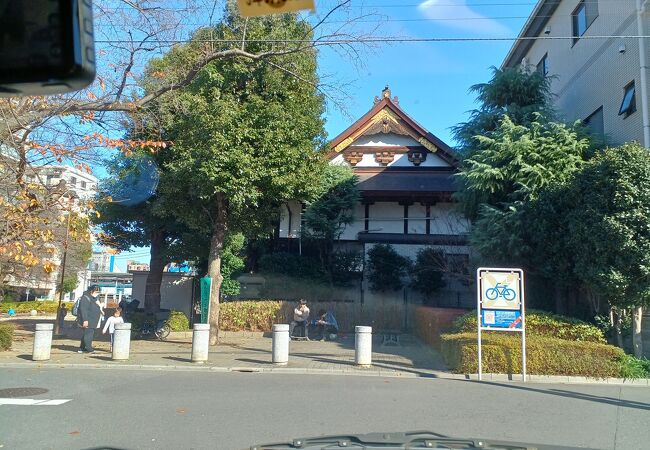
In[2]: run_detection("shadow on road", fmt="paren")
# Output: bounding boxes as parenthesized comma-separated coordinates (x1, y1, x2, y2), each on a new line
(459, 379, 650, 411)
(163, 356, 191, 363)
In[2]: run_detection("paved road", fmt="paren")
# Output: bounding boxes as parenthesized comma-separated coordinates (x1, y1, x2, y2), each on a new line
(0, 367, 648, 450)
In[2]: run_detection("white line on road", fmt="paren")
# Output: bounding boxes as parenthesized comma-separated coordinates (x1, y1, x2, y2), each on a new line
(0, 398, 71, 406)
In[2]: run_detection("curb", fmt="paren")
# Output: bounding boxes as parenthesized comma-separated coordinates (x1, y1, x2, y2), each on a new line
(0, 361, 647, 385)
(0, 361, 422, 378)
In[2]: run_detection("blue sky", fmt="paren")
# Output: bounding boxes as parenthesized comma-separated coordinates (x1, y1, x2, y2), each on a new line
(109, 0, 537, 265)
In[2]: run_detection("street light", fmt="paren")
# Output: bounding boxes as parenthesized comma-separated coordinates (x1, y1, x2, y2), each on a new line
(53, 188, 76, 336)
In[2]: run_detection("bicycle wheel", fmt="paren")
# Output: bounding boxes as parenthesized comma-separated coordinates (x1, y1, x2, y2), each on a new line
(503, 288, 517, 301)
(485, 288, 498, 300)
(156, 323, 171, 340)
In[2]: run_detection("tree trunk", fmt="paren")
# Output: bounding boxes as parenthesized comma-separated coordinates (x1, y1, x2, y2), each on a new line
(632, 306, 644, 358)
(554, 285, 565, 315)
(567, 287, 577, 317)
(144, 229, 165, 314)
(613, 308, 624, 349)
(207, 193, 227, 346)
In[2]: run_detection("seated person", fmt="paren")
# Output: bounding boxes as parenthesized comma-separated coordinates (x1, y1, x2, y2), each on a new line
(314, 309, 339, 341)
(289, 299, 310, 339)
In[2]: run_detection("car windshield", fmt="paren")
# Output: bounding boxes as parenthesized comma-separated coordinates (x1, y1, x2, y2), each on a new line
(1, 1, 649, 450)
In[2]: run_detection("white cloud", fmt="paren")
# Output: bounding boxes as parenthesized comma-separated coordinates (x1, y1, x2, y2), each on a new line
(418, 0, 510, 36)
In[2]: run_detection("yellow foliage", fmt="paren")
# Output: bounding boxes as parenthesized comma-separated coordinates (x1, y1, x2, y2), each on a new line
(42, 261, 56, 273)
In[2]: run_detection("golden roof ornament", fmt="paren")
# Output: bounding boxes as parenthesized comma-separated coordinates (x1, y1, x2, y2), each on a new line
(374, 85, 399, 104)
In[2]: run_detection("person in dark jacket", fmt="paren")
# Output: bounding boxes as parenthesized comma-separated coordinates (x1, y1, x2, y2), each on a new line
(78, 285, 101, 353)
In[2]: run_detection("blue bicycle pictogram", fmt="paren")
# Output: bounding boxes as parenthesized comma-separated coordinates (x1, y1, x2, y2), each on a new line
(485, 283, 516, 301)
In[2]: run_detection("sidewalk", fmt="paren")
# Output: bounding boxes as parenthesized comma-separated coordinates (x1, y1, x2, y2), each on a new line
(0, 316, 449, 378)
(2, 316, 650, 385)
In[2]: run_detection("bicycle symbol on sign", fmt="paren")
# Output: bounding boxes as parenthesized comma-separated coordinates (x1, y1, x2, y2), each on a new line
(485, 283, 517, 301)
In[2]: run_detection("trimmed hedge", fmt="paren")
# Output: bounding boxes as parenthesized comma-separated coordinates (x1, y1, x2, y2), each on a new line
(220, 301, 284, 332)
(0, 301, 59, 314)
(0, 323, 14, 351)
(618, 355, 650, 379)
(453, 309, 606, 343)
(167, 310, 190, 331)
(441, 332, 625, 378)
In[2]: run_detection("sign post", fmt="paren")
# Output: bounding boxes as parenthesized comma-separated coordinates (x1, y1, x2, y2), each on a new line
(200, 277, 211, 325)
(477, 267, 526, 382)
(237, 0, 315, 17)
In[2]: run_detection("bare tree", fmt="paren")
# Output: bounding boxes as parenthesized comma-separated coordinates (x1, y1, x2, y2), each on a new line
(0, 0, 385, 286)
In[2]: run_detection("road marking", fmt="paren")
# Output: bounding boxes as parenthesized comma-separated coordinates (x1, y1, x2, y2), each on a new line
(0, 398, 71, 406)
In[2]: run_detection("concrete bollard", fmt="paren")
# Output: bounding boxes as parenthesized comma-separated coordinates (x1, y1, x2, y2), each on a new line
(355, 326, 372, 367)
(272, 324, 290, 365)
(112, 323, 132, 360)
(192, 323, 210, 363)
(32, 323, 53, 361)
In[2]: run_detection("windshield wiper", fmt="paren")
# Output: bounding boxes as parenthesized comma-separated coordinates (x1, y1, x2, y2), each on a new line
(249, 431, 592, 450)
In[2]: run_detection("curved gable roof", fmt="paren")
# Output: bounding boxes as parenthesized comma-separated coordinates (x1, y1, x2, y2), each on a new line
(328, 88, 458, 167)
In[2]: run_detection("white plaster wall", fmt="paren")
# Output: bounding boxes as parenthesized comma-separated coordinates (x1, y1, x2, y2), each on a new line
(339, 203, 365, 240)
(278, 200, 303, 238)
(409, 203, 427, 234)
(388, 153, 450, 167)
(368, 202, 404, 233)
(430, 203, 470, 235)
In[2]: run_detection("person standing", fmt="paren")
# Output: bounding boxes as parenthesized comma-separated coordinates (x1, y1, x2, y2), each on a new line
(78, 285, 101, 353)
(102, 308, 124, 351)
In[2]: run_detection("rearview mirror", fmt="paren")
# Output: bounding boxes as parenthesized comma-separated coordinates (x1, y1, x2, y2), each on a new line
(0, 0, 96, 96)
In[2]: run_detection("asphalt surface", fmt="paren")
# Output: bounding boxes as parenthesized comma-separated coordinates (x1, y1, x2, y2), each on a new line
(0, 367, 649, 450)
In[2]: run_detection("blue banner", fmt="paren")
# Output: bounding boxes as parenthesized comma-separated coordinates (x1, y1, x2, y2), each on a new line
(481, 309, 522, 329)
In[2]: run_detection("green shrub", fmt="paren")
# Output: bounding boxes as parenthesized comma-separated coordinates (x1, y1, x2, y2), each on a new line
(330, 250, 363, 285)
(220, 300, 284, 331)
(410, 248, 446, 297)
(452, 309, 606, 343)
(166, 310, 190, 331)
(441, 332, 625, 378)
(0, 324, 14, 351)
(0, 301, 59, 314)
(258, 252, 324, 280)
(367, 244, 411, 292)
(618, 355, 650, 379)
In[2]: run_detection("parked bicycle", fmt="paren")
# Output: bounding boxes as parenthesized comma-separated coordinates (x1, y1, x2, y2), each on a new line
(135, 312, 171, 341)
(485, 283, 516, 301)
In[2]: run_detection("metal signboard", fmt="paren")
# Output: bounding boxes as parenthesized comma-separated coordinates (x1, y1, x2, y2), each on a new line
(200, 277, 211, 324)
(237, 0, 315, 17)
(477, 268, 526, 381)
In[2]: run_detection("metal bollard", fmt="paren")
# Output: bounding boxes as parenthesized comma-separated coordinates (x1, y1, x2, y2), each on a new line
(272, 324, 290, 365)
(112, 323, 132, 360)
(192, 323, 210, 363)
(32, 323, 53, 361)
(355, 326, 372, 366)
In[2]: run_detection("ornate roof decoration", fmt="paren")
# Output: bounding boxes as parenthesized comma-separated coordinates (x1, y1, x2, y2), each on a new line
(407, 149, 427, 166)
(343, 151, 364, 166)
(374, 151, 396, 166)
(374, 85, 399, 105)
(329, 87, 457, 167)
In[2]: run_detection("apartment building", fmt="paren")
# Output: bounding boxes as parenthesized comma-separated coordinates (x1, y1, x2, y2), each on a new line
(28, 164, 98, 200)
(503, 0, 649, 147)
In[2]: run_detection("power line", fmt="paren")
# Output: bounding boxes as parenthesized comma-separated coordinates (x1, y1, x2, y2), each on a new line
(97, 0, 619, 10)
(94, 34, 650, 45)
(93, 11, 635, 26)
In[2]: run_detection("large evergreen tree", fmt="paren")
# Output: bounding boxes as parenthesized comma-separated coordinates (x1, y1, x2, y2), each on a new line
(143, 7, 327, 344)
